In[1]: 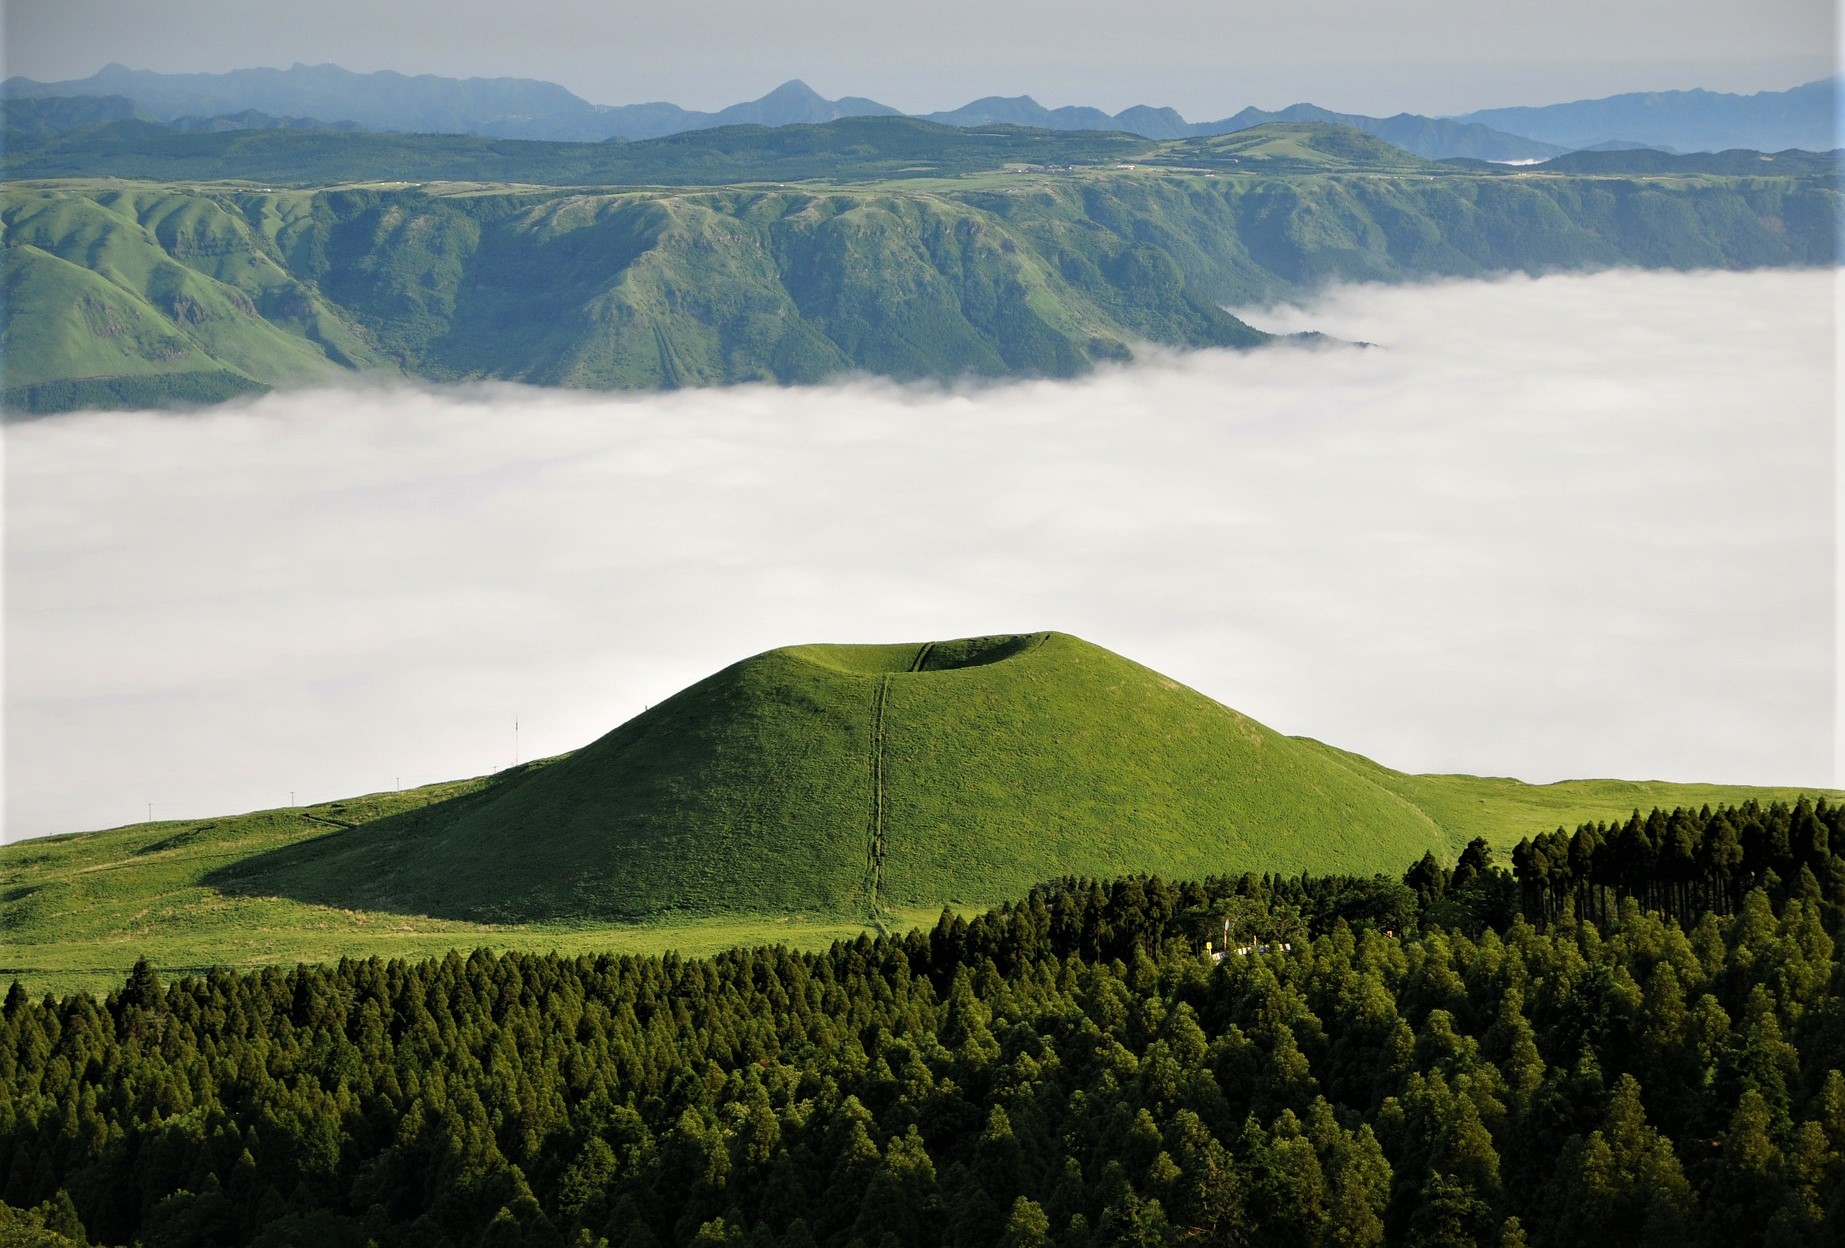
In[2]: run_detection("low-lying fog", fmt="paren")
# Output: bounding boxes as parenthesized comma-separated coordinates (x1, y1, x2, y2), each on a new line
(4, 268, 1837, 840)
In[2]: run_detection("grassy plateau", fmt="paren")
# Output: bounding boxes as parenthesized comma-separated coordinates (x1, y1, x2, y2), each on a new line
(3, 632, 1834, 996)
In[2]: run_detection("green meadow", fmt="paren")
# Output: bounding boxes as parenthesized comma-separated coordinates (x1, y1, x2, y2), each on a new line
(0, 780, 956, 997)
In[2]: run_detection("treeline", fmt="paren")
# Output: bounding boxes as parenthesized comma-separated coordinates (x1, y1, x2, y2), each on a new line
(3, 371, 268, 418)
(1511, 798, 1843, 929)
(0, 802, 1842, 1247)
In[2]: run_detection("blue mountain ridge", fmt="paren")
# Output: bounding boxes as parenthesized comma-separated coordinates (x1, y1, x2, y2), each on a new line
(4, 64, 1836, 158)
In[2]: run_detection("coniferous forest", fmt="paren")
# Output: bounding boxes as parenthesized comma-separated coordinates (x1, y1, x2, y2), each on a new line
(3, 799, 1843, 1247)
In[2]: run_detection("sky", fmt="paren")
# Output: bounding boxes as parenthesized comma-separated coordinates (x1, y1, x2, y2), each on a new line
(2, 0, 1837, 118)
(4, 269, 1836, 842)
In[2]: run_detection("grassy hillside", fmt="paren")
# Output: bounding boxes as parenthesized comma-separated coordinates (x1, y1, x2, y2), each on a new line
(1292, 738, 1835, 850)
(199, 633, 1451, 926)
(0, 183, 382, 408)
(4, 631, 1835, 995)
(4, 120, 1838, 412)
(1, 176, 1269, 410)
(0, 780, 918, 999)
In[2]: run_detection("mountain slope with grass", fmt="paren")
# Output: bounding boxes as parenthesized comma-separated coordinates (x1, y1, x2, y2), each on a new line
(206, 633, 1453, 924)
(4, 121, 1838, 412)
(4, 631, 1837, 994)
(0, 183, 384, 407)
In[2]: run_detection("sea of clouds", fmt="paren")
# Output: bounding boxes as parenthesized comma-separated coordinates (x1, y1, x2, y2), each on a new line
(3, 267, 1837, 840)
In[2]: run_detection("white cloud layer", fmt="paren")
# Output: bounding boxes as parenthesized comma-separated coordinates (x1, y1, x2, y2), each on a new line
(3, 268, 1837, 840)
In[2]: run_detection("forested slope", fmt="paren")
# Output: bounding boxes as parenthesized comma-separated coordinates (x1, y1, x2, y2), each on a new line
(2, 797, 1842, 1247)
(4, 121, 1837, 412)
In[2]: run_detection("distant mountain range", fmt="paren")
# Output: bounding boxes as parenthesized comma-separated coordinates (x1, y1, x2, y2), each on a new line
(2, 93, 365, 139)
(1458, 78, 1841, 156)
(6, 62, 1837, 160)
(913, 95, 1568, 161)
(3, 63, 600, 138)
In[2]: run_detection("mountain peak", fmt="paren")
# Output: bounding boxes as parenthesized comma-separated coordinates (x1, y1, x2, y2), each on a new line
(761, 79, 823, 101)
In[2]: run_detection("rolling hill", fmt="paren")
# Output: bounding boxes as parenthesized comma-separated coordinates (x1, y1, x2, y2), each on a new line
(3, 631, 1837, 995)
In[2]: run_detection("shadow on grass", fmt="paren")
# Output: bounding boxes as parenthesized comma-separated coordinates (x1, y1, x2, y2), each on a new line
(200, 761, 561, 924)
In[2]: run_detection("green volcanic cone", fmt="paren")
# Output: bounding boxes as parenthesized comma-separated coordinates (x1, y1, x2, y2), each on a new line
(230, 632, 1449, 922)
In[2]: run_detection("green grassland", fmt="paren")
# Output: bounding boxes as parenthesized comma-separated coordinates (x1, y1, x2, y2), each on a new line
(0, 774, 953, 998)
(4, 120, 1838, 412)
(1293, 739, 1834, 850)
(4, 632, 1834, 997)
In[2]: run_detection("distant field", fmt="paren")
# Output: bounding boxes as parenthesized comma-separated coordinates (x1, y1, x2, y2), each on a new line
(1292, 739, 1836, 853)
(5, 634, 1833, 997)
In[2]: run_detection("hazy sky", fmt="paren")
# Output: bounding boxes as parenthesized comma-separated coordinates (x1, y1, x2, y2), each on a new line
(2, 0, 1837, 117)
(4, 269, 1835, 842)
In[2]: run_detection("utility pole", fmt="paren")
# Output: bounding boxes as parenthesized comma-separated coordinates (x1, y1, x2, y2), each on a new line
(514, 715, 520, 767)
